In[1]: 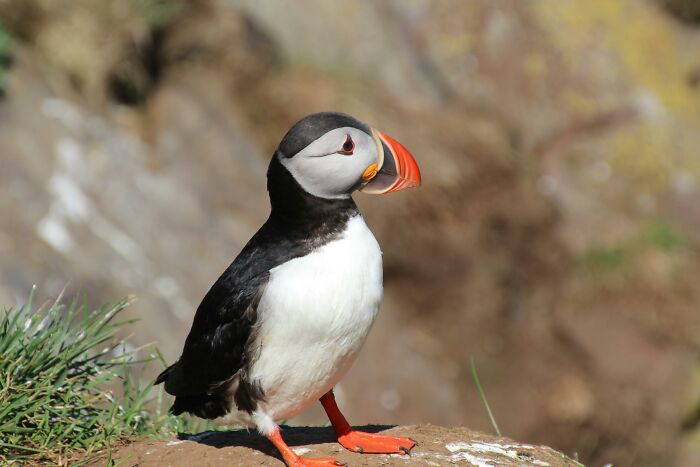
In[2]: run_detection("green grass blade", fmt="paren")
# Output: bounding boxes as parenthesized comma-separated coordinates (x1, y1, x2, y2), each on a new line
(470, 356, 502, 437)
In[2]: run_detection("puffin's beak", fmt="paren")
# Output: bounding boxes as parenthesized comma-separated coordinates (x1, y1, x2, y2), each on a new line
(359, 128, 421, 194)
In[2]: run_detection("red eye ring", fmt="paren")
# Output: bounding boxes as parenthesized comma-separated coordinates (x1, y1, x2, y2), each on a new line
(338, 135, 354, 155)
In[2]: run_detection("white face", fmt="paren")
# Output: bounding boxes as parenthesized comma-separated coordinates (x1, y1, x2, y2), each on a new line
(279, 126, 379, 199)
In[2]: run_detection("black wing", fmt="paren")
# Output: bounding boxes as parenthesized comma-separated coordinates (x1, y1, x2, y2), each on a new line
(154, 219, 309, 417)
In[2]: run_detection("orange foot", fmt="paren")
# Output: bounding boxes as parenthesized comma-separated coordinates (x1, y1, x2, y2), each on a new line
(287, 458, 346, 467)
(338, 431, 416, 454)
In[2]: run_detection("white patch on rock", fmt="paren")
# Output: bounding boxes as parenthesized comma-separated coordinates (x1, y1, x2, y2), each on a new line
(89, 216, 144, 265)
(446, 452, 495, 466)
(152, 276, 192, 322)
(37, 213, 75, 254)
(292, 447, 311, 456)
(49, 174, 91, 221)
(41, 98, 84, 131)
(672, 170, 696, 194)
(166, 440, 186, 446)
(635, 91, 666, 120)
(36, 137, 91, 254)
(445, 441, 551, 466)
(446, 441, 474, 453)
(56, 138, 86, 175)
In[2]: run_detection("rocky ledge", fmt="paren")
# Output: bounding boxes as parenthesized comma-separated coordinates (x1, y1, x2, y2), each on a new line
(98, 424, 581, 466)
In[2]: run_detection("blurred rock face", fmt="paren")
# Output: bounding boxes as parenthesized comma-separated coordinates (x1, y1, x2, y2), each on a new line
(1, 1, 700, 466)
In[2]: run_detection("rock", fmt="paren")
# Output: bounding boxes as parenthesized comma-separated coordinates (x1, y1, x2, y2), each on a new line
(96, 425, 580, 467)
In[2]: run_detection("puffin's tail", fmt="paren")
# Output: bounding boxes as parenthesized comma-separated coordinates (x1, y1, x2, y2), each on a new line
(154, 360, 184, 392)
(154, 361, 230, 419)
(154, 363, 174, 386)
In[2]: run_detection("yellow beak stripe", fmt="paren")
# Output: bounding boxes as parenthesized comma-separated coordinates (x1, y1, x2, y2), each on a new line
(362, 163, 379, 181)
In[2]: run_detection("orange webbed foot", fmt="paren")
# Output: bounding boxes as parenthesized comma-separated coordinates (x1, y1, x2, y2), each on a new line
(338, 430, 416, 454)
(268, 425, 347, 467)
(287, 457, 346, 467)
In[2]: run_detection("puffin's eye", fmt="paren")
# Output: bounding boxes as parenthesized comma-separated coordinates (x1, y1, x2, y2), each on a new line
(338, 135, 354, 155)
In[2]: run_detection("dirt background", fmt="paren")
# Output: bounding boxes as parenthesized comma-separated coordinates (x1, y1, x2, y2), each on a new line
(92, 425, 579, 467)
(1, 1, 700, 466)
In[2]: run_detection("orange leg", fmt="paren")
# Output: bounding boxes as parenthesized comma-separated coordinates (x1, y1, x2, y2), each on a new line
(319, 390, 416, 455)
(267, 426, 346, 466)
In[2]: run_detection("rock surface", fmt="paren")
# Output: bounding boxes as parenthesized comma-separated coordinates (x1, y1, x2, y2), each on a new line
(96, 425, 579, 467)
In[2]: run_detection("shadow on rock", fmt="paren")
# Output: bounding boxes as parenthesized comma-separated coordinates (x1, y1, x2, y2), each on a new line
(178, 424, 395, 457)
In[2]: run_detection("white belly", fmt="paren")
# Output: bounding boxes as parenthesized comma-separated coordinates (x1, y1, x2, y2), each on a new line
(248, 215, 383, 422)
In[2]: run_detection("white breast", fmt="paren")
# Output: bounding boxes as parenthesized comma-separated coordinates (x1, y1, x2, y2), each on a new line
(248, 215, 383, 422)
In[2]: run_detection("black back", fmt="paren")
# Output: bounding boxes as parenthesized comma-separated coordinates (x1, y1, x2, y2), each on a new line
(155, 154, 359, 418)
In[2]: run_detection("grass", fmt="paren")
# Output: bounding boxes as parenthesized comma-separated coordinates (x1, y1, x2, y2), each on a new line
(0, 289, 216, 465)
(470, 357, 501, 437)
(580, 218, 686, 276)
(0, 20, 12, 97)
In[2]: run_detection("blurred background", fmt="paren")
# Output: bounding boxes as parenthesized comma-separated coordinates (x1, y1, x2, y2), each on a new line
(1, 0, 699, 465)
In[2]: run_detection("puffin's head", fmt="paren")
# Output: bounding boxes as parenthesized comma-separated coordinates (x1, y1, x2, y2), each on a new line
(276, 112, 421, 199)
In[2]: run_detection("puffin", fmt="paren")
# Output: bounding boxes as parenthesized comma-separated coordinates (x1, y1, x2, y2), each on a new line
(156, 112, 421, 466)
